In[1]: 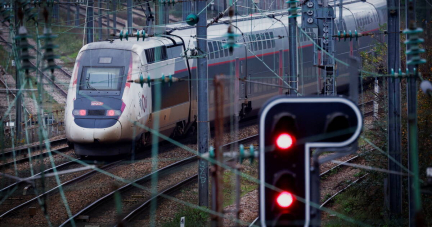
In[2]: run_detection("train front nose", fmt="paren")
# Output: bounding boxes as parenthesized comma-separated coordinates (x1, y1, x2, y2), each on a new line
(69, 118, 127, 156)
(69, 119, 122, 143)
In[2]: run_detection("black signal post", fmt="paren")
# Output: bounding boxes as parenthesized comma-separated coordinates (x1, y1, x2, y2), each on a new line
(259, 96, 362, 226)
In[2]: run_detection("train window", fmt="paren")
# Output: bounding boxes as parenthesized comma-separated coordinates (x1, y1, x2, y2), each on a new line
(261, 33, 267, 49)
(256, 34, 262, 50)
(79, 67, 122, 91)
(145, 48, 155, 64)
(265, 33, 271, 48)
(208, 42, 214, 59)
(218, 41, 224, 58)
(222, 40, 229, 56)
(270, 32, 275, 48)
(213, 41, 220, 58)
(251, 35, 256, 51)
(145, 46, 168, 64)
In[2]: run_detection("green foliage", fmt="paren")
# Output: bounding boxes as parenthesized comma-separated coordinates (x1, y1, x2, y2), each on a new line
(325, 20, 432, 227)
(162, 206, 209, 227)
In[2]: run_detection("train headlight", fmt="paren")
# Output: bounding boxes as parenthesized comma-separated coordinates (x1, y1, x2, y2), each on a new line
(106, 110, 122, 116)
(72, 109, 87, 116)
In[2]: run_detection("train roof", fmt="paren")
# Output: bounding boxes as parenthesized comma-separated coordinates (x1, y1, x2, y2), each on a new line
(78, 35, 183, 54)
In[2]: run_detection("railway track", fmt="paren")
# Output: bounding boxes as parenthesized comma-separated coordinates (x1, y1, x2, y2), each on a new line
(0, 75, 32, 116)
(58, 135, 258, 227)
(0, 33, 69, 97)
(0, 159, 120, 220)
(1, 137, 67, 159)
(59, 4, 128, 33)
(0, 145, 69, 170)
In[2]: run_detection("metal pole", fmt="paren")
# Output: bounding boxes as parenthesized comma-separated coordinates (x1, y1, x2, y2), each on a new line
(289, 5, 297, 95)
(75, 1, 79, 26)
(211, 76, 224, 227)
(98, 0, 102, 40)
(127, 0, 132, 34)
(67, 0, 70, 25)
(106, 1, 110, 39)
(405, 0, 422, 225)
(113, 0, 117, 34)
(339, 0, 342, 29)
(182, 1, 192, 21)
(14, 2, 22, 140)
(386, 0, 402, 216)
(197, 0, 209, 208)
(86, 0, 94, 43)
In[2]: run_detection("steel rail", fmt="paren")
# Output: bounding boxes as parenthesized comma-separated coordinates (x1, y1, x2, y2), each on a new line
(58, 4, 126, 32)
(0, 35, 68, 97)
(0, 160, 122, 218)
(320, 174, 368, 208)
(117, 135, 259, 225)
(57, 135, 258, 226)
(0, 146, 69, 170)
(0, 74, 31, 116)
(0, 158, 80, 194)
(119, 175, 197, 225)
(59, 156, 198, 227)
(1, 137, 67, 159)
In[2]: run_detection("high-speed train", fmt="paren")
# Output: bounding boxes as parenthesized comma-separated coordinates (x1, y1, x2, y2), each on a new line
(65, 0, 387, 156)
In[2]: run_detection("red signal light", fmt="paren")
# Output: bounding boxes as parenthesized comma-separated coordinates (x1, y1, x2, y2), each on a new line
(107, 110, 115, 116)
(277, 191, 294, 208)
(79, 110, 87, 116)
(276, 133, 294, 149)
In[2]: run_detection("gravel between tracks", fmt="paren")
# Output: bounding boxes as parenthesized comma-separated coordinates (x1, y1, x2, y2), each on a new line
(0, 124, 258, 226)
(81, 162, 199, 227)
(0, 139, 197, 226)
(0, 161, 90, 215)
(0, 148, 75, 188)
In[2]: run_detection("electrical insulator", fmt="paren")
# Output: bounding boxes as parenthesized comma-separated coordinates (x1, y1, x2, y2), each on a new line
(403, 27, 426, 65)
(238, 144, 254, 164)
(14, 25, 36, 74)
(39, 26, 60, 75)
(136, 30, 145, 41)
(120, 30, 129, 41)
(222, 26, 240, 54)
(186, 14, 199, 26)
(286, 0, 300, 18)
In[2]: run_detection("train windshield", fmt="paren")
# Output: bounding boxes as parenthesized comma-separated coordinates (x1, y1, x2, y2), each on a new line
(79, 67, 123, 91)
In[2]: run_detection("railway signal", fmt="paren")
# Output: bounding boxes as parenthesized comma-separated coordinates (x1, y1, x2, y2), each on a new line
(259, 96, 362, 226)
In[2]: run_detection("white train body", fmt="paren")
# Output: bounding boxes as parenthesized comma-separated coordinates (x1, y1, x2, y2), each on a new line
(65, 0, 386, 156)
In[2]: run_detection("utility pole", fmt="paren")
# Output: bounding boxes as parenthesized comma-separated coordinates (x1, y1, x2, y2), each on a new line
(86, 0, 94, 43)
(127, 0, 132, 34)
(75, 1, 79, 26)
(211, 76, 224, 227)
(106, 1, 110, 39)
(405, 0, 424, 225)
(113, 0, 117, 35)
(301, 0, 336, 96)
(67, 0, 70, 25)
(98, 0, 102, 40)
(196, 0, 209, 208)
(182, 2, 190, 21)
(14, 1, 22, 140)
(288, 1, 298, 95)
(386, 0, 402, 216)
